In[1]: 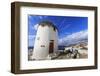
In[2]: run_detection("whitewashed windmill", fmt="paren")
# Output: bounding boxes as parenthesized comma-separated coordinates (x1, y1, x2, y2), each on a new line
(32, 21, 58, 60)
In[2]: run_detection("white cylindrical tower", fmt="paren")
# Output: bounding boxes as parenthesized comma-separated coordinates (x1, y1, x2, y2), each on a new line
(32, 21, 58, 60)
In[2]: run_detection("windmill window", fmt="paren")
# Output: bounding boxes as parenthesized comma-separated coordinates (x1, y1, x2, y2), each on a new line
(41, 45, 45, 47)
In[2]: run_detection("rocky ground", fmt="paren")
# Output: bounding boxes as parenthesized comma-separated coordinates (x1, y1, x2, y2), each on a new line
(52, 50, 88, 60)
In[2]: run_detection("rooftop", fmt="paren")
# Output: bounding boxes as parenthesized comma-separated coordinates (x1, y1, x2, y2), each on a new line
(39, 21, 58, 31)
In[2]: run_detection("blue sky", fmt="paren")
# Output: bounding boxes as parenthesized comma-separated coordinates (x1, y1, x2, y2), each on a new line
(28, 15, 88, 47)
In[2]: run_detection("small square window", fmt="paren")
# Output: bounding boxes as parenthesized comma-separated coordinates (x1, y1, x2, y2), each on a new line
(41, 45, 45, 47)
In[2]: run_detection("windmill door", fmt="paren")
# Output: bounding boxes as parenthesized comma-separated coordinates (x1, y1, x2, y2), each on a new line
(49, 40, 54, 54)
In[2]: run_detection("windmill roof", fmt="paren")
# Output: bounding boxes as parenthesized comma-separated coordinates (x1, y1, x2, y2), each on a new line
(39, 21, 58, 31)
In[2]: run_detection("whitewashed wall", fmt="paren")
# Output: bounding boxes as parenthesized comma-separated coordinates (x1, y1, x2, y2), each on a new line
(33, 25, 58, 59)
(33, 25, 50, 59)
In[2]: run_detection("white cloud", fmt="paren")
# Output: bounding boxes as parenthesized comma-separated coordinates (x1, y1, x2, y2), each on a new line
(28, 35, 36, 47)
(58, 30, 88, 46)
(32, 24, 39, 30)
(39, 16, 43, 19)
(38, 16, 48, 20)
(28, 35, 36, 39)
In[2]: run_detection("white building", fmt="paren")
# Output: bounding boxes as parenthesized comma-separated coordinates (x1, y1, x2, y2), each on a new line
(32, 21, 58, 60)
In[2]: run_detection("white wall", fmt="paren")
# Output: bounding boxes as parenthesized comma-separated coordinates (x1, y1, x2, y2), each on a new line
(0, 0, 100, 76)
(33, 25, 50, 59)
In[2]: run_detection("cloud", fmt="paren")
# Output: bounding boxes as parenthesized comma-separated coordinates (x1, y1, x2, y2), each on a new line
(28, 35, 36, 47)
(58, 30, 88, 46)
(39, 16, 43, 19)
(32, 24, 39, 30)
(60, 24, 71, 32)
(39, 16, 48, 19)
(28, 35, 36, 39)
